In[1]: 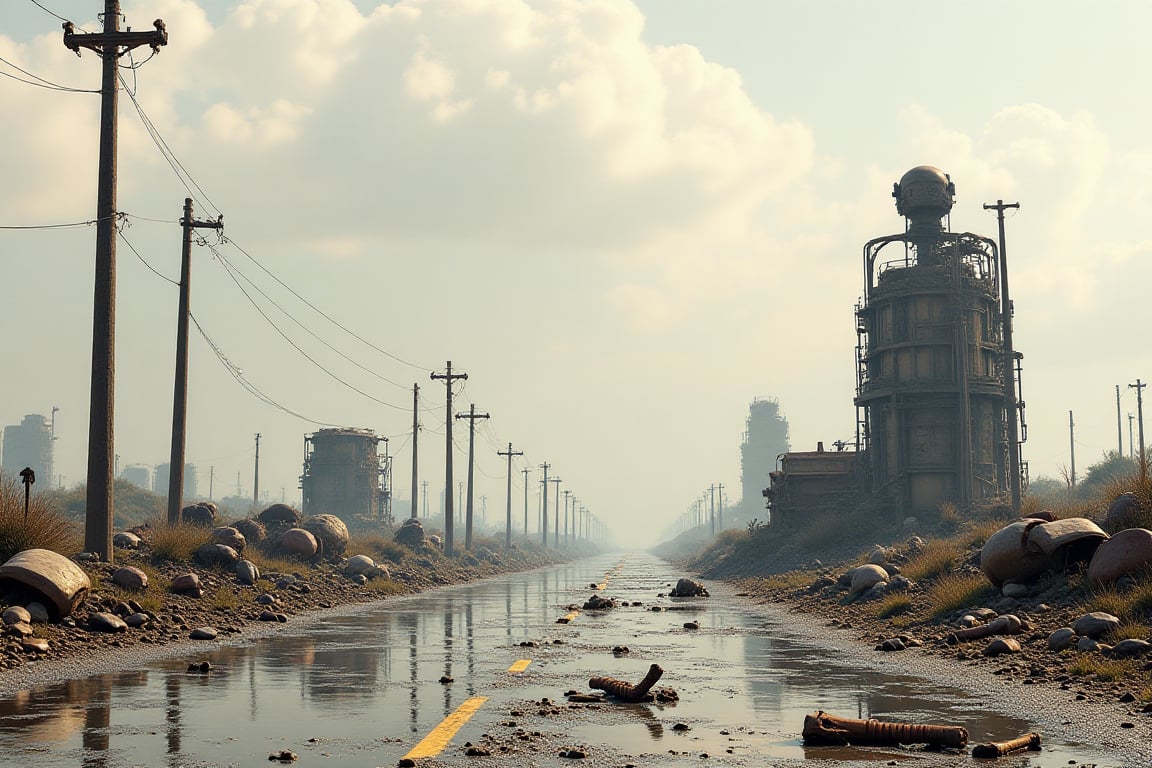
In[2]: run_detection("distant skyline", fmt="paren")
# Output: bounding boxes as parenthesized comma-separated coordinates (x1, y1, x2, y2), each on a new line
(4, 1, 1152, 544)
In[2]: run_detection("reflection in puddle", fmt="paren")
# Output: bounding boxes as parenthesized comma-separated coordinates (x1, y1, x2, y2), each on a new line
(0, 556, 1124, 767)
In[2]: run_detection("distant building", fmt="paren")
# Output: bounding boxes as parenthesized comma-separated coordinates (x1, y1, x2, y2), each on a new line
(2, 414, 53, 486)
(153, 462, 199, 500)
(121, 464, 151, 491)
(739, 398, 790, 516)
(301, 428, 389, 525)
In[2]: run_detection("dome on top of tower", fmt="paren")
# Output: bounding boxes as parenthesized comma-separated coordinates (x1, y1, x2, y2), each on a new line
(893, 165, 954, 219)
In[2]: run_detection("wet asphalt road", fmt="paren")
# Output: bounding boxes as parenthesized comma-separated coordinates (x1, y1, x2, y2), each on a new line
(0, 552, 1140, 767)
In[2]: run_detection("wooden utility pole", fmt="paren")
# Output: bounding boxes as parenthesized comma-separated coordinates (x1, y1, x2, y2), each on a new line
(431, 362, 467, 555)
(1132, 379, 1147, 479)
(562, 489, 572, 544)
(167, 198, 222, 526)
(539, 462, 550, 547)
(253, 433, 261, 511)
(708, 484, 716, 535)
(1116, 384, 1124, 456)
(717, 482, 724, 530)
(1068, 411, 1076, 489)
(410, 383, 419, 519)
(521, 467, 531, 536)
(983, 199, 1022, 512)
(498, 443, 523, 548)
(454, 403, 490, 550)
(66, 3, 168, 561)
(550, 476, 562, 547)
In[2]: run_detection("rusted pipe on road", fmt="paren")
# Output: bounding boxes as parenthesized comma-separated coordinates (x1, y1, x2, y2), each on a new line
(972, 732, 1041, 758)
(802, 711, 968, 748)
(589, 663, 664, 701)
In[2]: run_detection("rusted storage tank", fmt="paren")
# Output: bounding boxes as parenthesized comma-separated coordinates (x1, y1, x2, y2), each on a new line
(300, 428, 387, 523)
(854, 167, 1020, 513)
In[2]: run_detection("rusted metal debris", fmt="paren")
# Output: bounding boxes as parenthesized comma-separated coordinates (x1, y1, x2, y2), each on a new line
(971, 732, 1041, 758)
(589, 663, 664, 701)
(802, 711, 968, 748)
(947, 614, 1023, 644)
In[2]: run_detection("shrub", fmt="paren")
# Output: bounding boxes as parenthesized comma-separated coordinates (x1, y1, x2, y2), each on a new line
(363, 578, 408, 596)
(902, 539, 960, 582)
(875, 593, 914, 619)
(1067, 656, 1135, 682)
(0, 476, 81, 562)
(926, 573, 994, 618)
(148, 522, 211, 563)
(350, 533, 408, 565)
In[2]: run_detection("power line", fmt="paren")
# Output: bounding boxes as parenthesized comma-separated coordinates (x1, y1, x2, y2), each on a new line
(223, 235, 433, 372)
(28, 0, 73, 25)
(119, 229, 178, 285)
(210, 245, 414, 412)
(0, 55, 97, 92)
(189, 312, 341, 427)
(207, 242, 423, 396)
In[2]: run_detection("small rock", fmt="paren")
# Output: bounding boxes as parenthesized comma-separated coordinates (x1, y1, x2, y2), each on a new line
(983, 638, 1021, 657)
(189, 626, 218, 640)
(88, 612, 127, 633)
(112, 566, 148, 591)
(683, 621, 700, 630)
(1048, 627, 1077, 652)
(1076, 636, 1100, 653)
(21, 638, 49, 653)
(1110, 638, 1151, 657)
(1001, 582, 1029, 599)
(439, 675, 454, 684)
(1072, 612, 1120, 639)
(2, 607, 31, 626)
(268, 749, 298, 762)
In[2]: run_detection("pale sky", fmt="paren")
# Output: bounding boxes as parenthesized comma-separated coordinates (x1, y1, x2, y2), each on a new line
(3, 0, 1151, 545)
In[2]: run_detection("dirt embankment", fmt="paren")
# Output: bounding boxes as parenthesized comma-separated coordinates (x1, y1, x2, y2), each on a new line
(0, 543, 572, 695)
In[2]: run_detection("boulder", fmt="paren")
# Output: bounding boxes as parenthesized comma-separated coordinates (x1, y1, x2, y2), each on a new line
(112, 532, 141, 550)
(302, 515, 349, 559)
(1002, 582, 1029, 599)
(345, 555, 377, 576)
(195, 544, 240, 568)
(111, 566, 148, 591)
(235, 560, 261, 586)
(276, 528, 318, 558)
(171, 573, 203, 596)
(1087, 528, 1152, 585)
(1025, 517, 1108, 568)
(231, 518, 266, 546)
(1110, 638, 1151, 657)
(867, 548, 888, 566)
(848, 564, 889, 595)
(210, 527, 246, 554)
(1104, 492, 1143, 530)
(669, 578, 709, 597)
(180, 503, 217, 527)
(980, 520, 1051, 587)
(394, 518, 426, 548)
(983, 638, 1021, 656)
(0, 548, 91, 619)
(1072, 612, 1120, 639)
(258, 503, 301, 530)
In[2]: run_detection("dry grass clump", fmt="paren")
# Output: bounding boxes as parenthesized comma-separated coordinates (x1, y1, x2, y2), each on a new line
(1083, 579, 1152, 622)
(902, 539, 961, 582)
(926, 573, 994, 618)
(363, 578, 408, 596)
(875, 593, 914, 619)
(756, 570, 817, 592)
(1067, 656, 1136, 682)
(244, 549, 305, 575)
(350, 534, 409, 564)
(1108, 618, 1150, 642)
(148, 522, 211, 563)
(0, 476, 81, 562)
(212, 585, 241, 610)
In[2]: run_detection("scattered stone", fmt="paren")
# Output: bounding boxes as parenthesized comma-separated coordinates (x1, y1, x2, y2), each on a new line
(196, 544, 240, 568)
(6, 621, 33, 638)
(112, 566, 148, 591)
(171, 573, 203, 597)
(440, 675, 454, 684)
(1087, 528, 1152, 585)
(878, 638, 906, 652)
(302, 514, 350, 559)
(559, 748, 587, 759)
(25, 602, 49, 623)
(21, 637, 49, 653)
(393, 518, 426, 548)
(1076, 637, 1100, 653)
(258, 503, 301, 529)
(465, 745, 491, 756)
(672, 723, 690, 731)
(88, 612, 127, 633)
(683, 621, 700, 630)
(983, 638, 1021, 656)
(1048, 628, 1077, 652)
(189, 627, 218, 640)
(583, 594, 616, 610)
(345, 555, 377, 576)
(276, 529, 319, 559)
(848, 564, 888, 595)
(231, 518, 267, 545)
(235, 560, 261, 586)
(124, 613, 150, 628)
(181, 502, 217, 527)
(268, 749, 298, 762)
(188, 661, 212, 674)
(2, 606, 31, 626)
(1002, 582, 1029, 599)
(1072, 612, 1120, 639)
(669, 578, 709, 597)
(1110, 639, 1151, 657)
(112, 531, 141, 550)
(211, 527, 247, 554)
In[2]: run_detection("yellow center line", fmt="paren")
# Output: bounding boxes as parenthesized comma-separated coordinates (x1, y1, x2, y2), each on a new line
(507, 659, 531, 673)
(402, 696, 489, 760)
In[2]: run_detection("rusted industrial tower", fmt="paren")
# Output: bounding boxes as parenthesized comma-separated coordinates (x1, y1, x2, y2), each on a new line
(300, 428, 391, 526)
(854, 166, 1024, 513)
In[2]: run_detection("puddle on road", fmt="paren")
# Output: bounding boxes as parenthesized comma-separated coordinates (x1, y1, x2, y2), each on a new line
(0, 555, 1131, 766)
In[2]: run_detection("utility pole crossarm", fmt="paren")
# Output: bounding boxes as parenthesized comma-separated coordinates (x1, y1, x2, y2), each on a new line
(64, 19, 168, 56)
